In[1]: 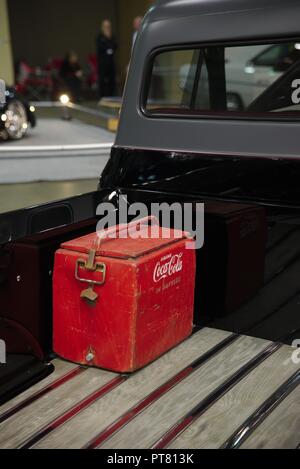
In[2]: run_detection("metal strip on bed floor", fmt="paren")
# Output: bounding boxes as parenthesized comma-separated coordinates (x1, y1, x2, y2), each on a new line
(19, 328, 233, 449)
(0, 359, 80, 420)
(222, 370, 300, 449)
(167, 345, 300, 449)
(0, 328, 299, 450)
(98, 336, 273, 449)
(84, 333, 238, 450)
(153, 342, 281, 449)
(0, 366, 84, 425)
(240, 375, 300, 449)
(19, 375, 126, 449)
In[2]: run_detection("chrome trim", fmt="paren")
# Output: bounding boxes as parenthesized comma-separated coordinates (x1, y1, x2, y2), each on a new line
(153, 342, 282, 449)
(221, 370, 300, 449)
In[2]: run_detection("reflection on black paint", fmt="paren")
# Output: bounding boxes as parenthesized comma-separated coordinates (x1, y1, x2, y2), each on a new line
(102, 147, 300, 206)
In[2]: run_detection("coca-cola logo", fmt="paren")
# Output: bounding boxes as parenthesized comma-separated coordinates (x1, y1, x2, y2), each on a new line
(153, 253, 183, 283)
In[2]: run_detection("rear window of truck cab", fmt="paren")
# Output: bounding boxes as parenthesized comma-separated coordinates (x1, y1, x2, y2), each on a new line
(144, 41, 300, 118)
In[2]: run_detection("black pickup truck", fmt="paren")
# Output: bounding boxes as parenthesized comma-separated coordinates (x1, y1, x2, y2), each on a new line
(0, 0, 300, 450)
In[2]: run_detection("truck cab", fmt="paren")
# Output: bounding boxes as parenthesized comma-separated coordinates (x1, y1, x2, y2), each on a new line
(0, 0, 300, 449)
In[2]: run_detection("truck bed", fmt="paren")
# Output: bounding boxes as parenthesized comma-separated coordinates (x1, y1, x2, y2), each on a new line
(0, 327, 299, 449)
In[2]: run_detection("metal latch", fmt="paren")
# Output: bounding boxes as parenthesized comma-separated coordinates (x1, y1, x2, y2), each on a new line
(75, 249, 106, 306)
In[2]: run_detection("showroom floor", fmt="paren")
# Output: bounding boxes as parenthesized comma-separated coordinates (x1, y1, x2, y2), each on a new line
(0, 179, 98, 213)
(0, 113, 114, 213)
(0, 118, 114, 185)
(1, 117, 114, 147)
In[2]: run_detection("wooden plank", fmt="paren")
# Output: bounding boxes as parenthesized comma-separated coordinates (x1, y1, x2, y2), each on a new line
(33, 328, 231, 449)
(100, 335, 269, 449)
(0, 359, 78, 417)
(0, 367, 116, 449)
(168, 345, 299, 449)
(241, 385, 300, 449)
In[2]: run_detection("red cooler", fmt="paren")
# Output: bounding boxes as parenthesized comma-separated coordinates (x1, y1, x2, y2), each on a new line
(53, 218, 196, 372)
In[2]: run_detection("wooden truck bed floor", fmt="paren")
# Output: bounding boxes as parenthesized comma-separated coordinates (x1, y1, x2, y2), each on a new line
(0, 328, 299, 449)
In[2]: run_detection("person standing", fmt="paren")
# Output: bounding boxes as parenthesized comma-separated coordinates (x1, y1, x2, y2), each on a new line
(96, 19, 117, 98)
(60, 51, 83, 102)
(125, 16, 143, 80)
(132, 16, 143, 50)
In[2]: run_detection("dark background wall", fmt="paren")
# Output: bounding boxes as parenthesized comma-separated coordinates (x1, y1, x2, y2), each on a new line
(8, 0, 118, 65)
(7, 0, 153, 85)
(116, 0, 153, 80)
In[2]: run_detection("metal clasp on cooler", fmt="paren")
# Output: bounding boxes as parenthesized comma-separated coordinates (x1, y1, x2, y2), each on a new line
(75, 248, 106, 306)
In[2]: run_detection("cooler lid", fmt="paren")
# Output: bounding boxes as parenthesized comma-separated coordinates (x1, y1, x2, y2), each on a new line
(61, 223, 189, 260)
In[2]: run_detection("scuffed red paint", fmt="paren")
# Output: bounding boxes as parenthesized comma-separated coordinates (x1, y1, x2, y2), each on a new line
(53, 225, 196, 373)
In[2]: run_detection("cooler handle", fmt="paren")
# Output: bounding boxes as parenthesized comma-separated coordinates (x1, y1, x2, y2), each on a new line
(77, 217, 159, 306)
(96, 215, 159, 241)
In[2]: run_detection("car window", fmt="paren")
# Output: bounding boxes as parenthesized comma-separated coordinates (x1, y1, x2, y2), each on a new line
(252, 44, 287, 67)
(248, 59, 300, 113)
(147, 49, 200, 110)
(145, 41, 300, 117)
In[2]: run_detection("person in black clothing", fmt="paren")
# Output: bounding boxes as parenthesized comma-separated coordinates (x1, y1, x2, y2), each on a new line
(60, 51, 83, 102)
(96, 20, 117, 98)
